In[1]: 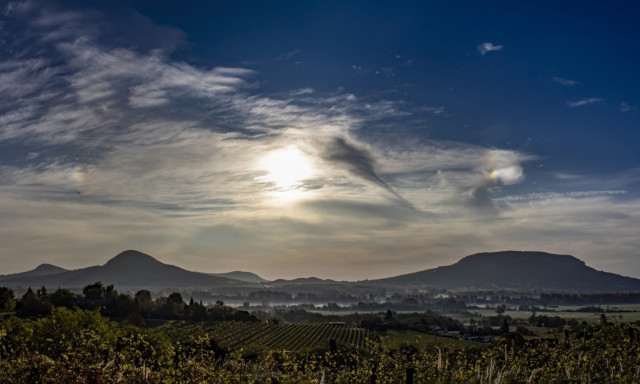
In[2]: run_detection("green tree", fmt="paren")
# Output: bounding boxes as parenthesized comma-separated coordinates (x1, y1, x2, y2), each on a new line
(36, 285, 47, 297)
(599, 313, 608, 325)
(155, 292, 185, 319)
(134, 290, 154, 318)
(110, 293, 136, 318)
(17, 287, 51, 316)
(49, 288, 79, 309)
(83, 281, 106, 300)
(0, 287, 15, 311)
(105, 284, 118, 300)
(209, 299, 235, 320)
(126, 311, 145, 327)
(502, 318, 510, 333)
(186, 299, 208, 321)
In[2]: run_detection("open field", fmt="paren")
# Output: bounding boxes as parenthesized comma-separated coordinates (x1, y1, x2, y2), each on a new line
(464, 306, 640, 323)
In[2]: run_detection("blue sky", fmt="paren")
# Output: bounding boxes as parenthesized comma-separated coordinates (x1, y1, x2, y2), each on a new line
(0, 0, 639, 279)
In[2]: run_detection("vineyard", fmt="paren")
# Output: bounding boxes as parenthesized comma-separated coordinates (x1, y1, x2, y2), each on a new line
(157, 321, 376, 351)
(3, 308, 640, 382)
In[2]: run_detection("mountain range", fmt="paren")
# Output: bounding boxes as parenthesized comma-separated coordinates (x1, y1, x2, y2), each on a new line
(371, 251, 640, 292)
(1, 250, 640, 293)
(0, 250, 258, 289)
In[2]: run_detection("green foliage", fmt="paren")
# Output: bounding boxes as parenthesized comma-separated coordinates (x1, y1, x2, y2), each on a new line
(1, 310, 640, 383)
(530, 314, 567, 328)
(515, 326, 535, 336)
(154, 321, 375, 353)
(48, 288, 79, 309)
(0, 287, 16, 311)
(82, 281, 108, 300)
(17, 287, 51, 317)
(8, 283, 257, 324)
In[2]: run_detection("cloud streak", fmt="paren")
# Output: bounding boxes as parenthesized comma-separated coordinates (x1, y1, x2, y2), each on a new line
(566, 98, 604, 107)
(322, 137, 415, 208)
(477, 42, 503, 55)
(552, 76, 580, 86)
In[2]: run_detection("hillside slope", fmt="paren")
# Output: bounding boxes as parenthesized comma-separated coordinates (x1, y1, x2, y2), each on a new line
(374, 251, 640, 292)
(0, 263, 68, 282)
(1, 250, 253, 289)
(208, 271, 267, 283)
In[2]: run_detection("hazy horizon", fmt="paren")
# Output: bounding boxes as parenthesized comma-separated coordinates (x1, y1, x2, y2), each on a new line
(0, 1, 639, 280)
(6, 249, 640, 284)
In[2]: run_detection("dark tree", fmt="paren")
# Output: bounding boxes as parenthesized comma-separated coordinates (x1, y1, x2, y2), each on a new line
(134, 290, 154, 317)
(155, 292, 185, 319)
(49, 288, 79, 309)
(36, 285, 47, 297)
(83, 282, 106, 300)
(502, 318, 510, 333)
(17, 287, 51, 316)
(0, 287, 16, 311)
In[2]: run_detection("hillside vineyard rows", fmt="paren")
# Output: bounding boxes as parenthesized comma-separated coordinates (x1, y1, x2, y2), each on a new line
(158, 321, 375, 351)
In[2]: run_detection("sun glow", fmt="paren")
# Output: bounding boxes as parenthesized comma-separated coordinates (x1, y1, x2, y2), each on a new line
(256, 146, 316, 200)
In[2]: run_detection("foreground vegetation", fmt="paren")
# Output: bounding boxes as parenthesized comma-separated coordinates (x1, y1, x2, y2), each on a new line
(2, 307, 640, 383)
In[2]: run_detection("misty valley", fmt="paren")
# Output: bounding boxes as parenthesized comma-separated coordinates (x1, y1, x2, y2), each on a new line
(3, 0, 639, 381)
(2, 250, 640, 382)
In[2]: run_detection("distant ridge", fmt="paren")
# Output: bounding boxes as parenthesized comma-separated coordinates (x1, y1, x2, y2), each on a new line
(0, 250, 257, 289)
(0, 263, 68, 282)
(270, 277, 338, 285)
(3, 250, 640, 293)
(374, 251, 640, 292)
(209, 271, 267, 283)
(104, 250, 159, 267)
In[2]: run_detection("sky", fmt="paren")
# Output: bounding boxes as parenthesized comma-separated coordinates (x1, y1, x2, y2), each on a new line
(0, 0, 639, 280)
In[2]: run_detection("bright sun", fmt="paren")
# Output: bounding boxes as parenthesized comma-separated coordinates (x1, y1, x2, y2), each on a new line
(256, 146, 316, 199)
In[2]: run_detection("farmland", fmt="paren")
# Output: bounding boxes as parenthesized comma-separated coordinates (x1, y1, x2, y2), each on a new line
(465, 305, 640, 323)
(2, 307, 640, 383)
(380, 329, 476, 350)
(3, 283, 640, 382)
(155, 321, 375, 351)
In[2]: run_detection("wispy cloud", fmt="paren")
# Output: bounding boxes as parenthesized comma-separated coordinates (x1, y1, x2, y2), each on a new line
(417, 105, 446, 115)
(321, 137, 414, 208)
(290, 88, 314, 96)
(477, 42, 503, 55)
(1, 1, 638, 279)
(566, 97, 604, 107)
(497, 190, 627, 202)
(619, 102, 633, 112)
(552, 76, 580, 86)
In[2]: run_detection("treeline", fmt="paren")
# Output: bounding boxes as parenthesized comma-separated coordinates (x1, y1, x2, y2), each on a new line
(0, 283, 257, 323)
(453, 292, 640, 307)
(540, 292, 640, 305)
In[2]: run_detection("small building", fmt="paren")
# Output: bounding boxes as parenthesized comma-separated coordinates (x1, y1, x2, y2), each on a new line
(463, 334, 492, 342)
(462, 326, 493, 342)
